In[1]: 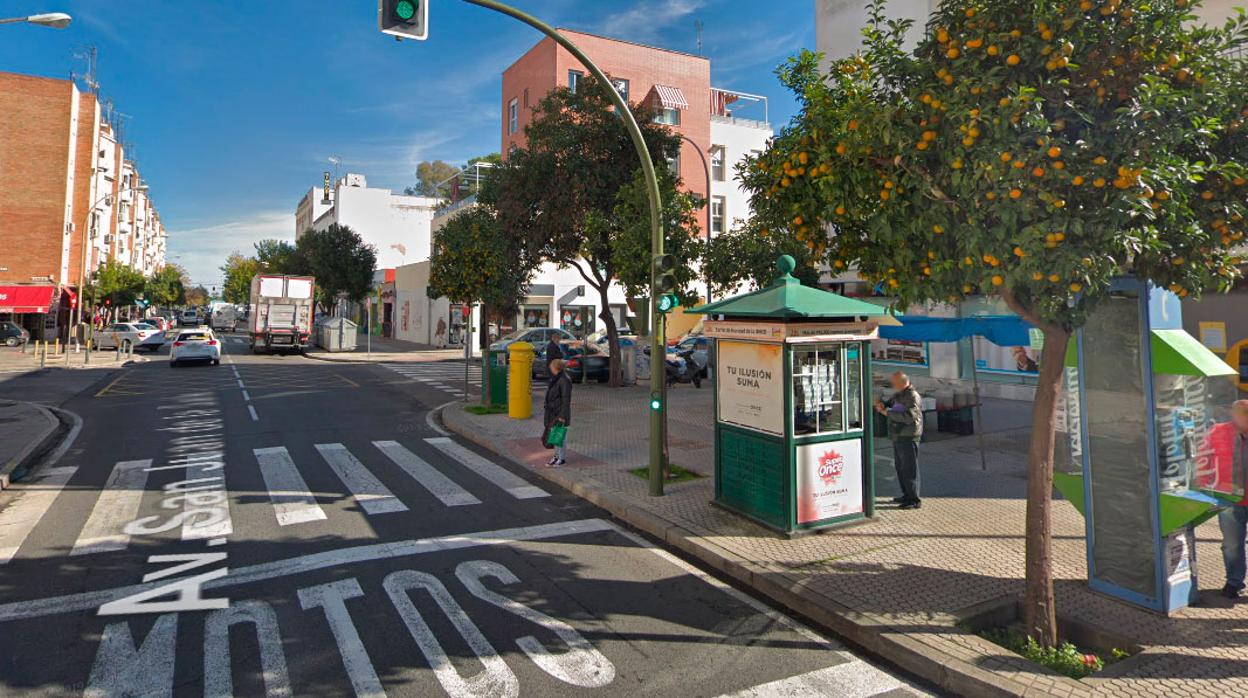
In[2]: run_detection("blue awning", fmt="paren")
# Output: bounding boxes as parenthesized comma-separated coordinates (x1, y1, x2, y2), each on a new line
(879, 315, 1033, 347)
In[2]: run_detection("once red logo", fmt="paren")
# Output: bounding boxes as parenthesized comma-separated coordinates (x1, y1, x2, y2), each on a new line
(817, 450, 845, 484)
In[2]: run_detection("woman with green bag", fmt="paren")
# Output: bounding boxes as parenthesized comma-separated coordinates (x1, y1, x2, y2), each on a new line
(542, 358, 573, 465)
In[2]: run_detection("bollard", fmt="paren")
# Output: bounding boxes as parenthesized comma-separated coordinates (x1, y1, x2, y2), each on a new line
(507, 341, 534, 420)
(85, 339, 91, 365)
(54, 337, 59, 355)
(39, 341, 46, 369)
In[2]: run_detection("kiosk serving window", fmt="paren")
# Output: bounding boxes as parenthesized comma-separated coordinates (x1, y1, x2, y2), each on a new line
(793, 343, 863, 436)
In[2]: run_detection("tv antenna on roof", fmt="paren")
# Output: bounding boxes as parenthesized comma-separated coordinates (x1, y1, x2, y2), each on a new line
(695, 20, 704, 56)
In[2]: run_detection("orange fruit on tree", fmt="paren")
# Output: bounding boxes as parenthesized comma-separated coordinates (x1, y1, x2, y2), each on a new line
(1012, 160, 1025, 170)
(1032, 272, 1045, 281)
(1014, 246, 1026, 257)
(1072, 176, 1085, 185)
(1093, 177, 1106, 187)
(1047, 146, 1061, 158)
(933, 224, 944, 233)
(1069, 283, 1083, 292)
(1006, 54, 1021, 66)
(947, 47, 961, 59)
(1048, 273, 1061, 282)
(1009, 188, 1023, 199)
(1000, 152, 1013, 162)
(991, 275, 1004, 286)
(1032, 167, 1045, 177)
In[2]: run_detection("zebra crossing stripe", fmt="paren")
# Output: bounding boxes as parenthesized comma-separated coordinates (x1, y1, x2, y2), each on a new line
(314, 443, 408, 515)
(372, 441, 480, 507)
(712, 662, 906, 698)
(424, 438, 548, 499)
(70, 460, 152, 556)
(0, 466, 76, 564)
(254, 447, 328, 526)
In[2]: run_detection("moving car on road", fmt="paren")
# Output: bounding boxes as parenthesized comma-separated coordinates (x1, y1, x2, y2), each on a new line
(94, 322, 166, 353)
(178, 309, 201, 327)
(0, 321, 29, 347)
(170, 328, 221, 367)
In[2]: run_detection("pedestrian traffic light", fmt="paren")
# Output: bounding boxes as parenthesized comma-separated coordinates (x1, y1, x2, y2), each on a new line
(657, 293, 680, 313)
(654, 253, 680, 313)
(378, 0, 428, 41)
(649, 393, 662, 411)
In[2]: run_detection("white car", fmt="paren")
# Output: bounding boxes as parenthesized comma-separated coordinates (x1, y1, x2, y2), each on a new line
(170, 329, 221, 367)
(95, 322, 166, 353)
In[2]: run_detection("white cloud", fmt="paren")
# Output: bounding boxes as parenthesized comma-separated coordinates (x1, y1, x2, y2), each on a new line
(166, 210, 294, 289)
(591, 0, 707, 43)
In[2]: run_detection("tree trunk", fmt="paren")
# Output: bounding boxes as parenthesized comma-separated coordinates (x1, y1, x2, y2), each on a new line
(597, 285, 622, 387)
(1002, 292, 1069, 649)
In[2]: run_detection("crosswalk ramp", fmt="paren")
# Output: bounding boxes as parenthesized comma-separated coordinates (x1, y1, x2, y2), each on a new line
(382, 361, 482, 393)
(0, 437, 548, 564)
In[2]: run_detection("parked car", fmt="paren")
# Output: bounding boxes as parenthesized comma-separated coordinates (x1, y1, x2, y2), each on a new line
(490, 327, 577, 376)
(564, 343, 612, 383)
(144, 316, 170, 332)
(0, 321, 29, 347)
(170, 328, 221, 367)
(94, 322, 166, 353)
(178, 309, 202, 327)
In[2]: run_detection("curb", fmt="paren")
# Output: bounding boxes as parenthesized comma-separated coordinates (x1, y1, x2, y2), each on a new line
(0, 402, 70, 490)
(439, 403, 1053, 698)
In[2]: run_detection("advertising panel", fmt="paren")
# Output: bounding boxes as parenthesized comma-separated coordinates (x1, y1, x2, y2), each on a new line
(796, 440, 864, 523)
(870, 338, 928, 367)
(716, 340, 784, 435)
(973, 337, 1041, 375)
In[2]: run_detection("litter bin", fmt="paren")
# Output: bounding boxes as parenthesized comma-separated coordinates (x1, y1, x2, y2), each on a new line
(316, 317, 358, 352)
(484, 348, 508, 407)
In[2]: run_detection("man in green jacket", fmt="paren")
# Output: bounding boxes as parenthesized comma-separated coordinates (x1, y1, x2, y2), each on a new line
(875, 371, 923, 510)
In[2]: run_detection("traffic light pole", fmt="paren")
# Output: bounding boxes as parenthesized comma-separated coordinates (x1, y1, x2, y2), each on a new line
(461, 0, 667, 496)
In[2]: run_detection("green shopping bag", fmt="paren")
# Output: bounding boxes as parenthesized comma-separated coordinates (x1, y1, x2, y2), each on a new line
(547, 424, 567, 447)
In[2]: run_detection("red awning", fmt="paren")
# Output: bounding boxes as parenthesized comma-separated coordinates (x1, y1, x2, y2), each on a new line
(651, 84, 689, 110)
(0, 285, 58, 314)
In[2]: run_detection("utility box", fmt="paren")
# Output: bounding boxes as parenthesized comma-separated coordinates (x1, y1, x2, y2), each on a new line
(485, 348, 508, 407)
(690, 256, 895, 535)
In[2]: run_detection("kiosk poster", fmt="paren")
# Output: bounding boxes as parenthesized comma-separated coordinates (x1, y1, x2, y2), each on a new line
(716, 341, 783, 435)
(973, 337, 1041, 375)
(796, 440, 864, 523)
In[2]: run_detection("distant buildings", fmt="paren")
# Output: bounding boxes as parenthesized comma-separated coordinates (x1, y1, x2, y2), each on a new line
(294, 173, 439, 270)
(0, 71, 165, 341)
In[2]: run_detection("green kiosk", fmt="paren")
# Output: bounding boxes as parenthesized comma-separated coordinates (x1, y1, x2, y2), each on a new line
(690, 256, 894, 535)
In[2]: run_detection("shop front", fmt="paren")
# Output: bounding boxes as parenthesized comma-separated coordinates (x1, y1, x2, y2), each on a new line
(558, 304, 594, 340)
(0, 284, 61, 341)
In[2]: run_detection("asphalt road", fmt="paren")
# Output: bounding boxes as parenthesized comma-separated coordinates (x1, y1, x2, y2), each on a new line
(0, 333, 930, 697)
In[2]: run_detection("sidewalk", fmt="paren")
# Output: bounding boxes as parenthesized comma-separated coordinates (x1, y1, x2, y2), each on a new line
(304, 333, 467, 363)
(0, 400, 61, 489)
(443, 381, 1245, 697)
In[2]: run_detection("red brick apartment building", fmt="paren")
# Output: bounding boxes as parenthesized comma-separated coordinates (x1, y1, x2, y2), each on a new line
(0, 71, 162, 340)
(501, 30, 714, 234)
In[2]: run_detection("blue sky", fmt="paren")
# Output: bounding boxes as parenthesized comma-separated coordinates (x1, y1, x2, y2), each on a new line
(1, 1, 814, 288)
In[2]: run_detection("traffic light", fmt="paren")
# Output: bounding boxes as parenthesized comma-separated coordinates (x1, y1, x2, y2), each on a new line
(379, 0, 428, 41)
(649, 393, 663, 411)
(654, 254, 680, 314)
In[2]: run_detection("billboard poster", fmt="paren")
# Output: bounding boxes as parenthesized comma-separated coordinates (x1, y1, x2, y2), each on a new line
(716, 341, 784, 435)
(973, 337, 1041, 375)
(796, 440, 864, 523)
(871, 338, 928, 367)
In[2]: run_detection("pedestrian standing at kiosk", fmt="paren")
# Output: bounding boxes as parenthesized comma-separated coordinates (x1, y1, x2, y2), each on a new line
(1213, 400, 1248, 598)
(876, 372, 923, 510)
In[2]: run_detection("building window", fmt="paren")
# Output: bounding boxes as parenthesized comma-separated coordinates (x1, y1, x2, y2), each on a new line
(654, 108, 681, 126)
(508, 98, 519, 134)
(711, 196, 726, 234)
(710, 146, 726, 181)
(610, 77, 629, 102)
(568, 69, 583, 93)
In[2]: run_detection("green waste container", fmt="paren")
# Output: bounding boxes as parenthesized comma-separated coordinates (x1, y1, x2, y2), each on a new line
(485, 349, 508, 407)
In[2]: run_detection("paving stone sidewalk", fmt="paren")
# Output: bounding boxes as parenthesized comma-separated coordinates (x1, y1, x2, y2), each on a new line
(304, 334, 467, 363)
(443, 380, 1245, 698)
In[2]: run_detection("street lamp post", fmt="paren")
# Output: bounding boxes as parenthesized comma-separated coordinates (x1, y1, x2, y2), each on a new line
(675, 133, 714, 304)
(75, 184, 148, 350)
(458, 0, 669, 496)
(0, 12, 71, 28)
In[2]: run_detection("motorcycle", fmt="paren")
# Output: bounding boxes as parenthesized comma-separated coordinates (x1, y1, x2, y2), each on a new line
(665, 347, 702, 388)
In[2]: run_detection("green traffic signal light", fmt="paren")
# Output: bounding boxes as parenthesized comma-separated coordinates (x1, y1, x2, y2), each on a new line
(394, 0, 418, 21)
(657, 293, 680, 313)
(649, 395, 662, 411)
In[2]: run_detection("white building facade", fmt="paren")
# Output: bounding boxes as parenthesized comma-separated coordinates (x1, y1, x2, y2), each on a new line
(298, 173, 439, 271)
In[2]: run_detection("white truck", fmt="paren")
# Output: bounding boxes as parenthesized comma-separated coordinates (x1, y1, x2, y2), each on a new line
(208, 302, 237, 332)
(248, 274, 315, 353)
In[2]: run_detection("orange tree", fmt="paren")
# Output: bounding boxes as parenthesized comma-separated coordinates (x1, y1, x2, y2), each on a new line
(744, 0, 1247, 646)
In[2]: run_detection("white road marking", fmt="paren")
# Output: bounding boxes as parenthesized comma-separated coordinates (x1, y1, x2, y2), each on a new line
(248, 405, 259, 421)
(425, 437, 548, 499)
(384, 569, 518, 698)
(373, 440, 480, 507)
(315, 443, 408, 515)
(0, 518, 614, 623)
(84, 613, 178, 698)
(426, 400, 458, 436)
(204, 601, 292, 698)
(713, 662, 904, 698)
(70, 460, 152, 556)
(241, 390, 251, 401)
(254, 447, 327, 526)
(0, 465, 76, 564)
(236, 379, 245, 388)
(298, 578, 386, 698)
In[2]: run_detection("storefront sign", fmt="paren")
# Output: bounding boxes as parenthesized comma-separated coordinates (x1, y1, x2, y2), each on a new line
(716, 340, 783, 435)
(706, 321, 877, 342)
(796, 440, 863, 523)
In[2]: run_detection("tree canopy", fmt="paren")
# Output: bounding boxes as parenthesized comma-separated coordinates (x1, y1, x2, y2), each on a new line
(704, 214, 823, 295)
(255, 239, 300, 274)
(405, 160, 460, 198)
(743, 0, 1246, 646)
(295, 224, 377, 311)
(185, 285, 210, 307)
(220, 253, 261, 304)
(429, 205, 535, 317)
(91, 259, 146, 307)
(484, 81, 697, 384)
(144, 264, 187, 307)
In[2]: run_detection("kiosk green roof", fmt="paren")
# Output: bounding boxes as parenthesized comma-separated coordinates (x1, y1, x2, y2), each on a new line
(690, 256, 891, 319)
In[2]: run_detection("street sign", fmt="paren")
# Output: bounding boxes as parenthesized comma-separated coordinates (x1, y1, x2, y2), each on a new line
(378, 0, 428, 41)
